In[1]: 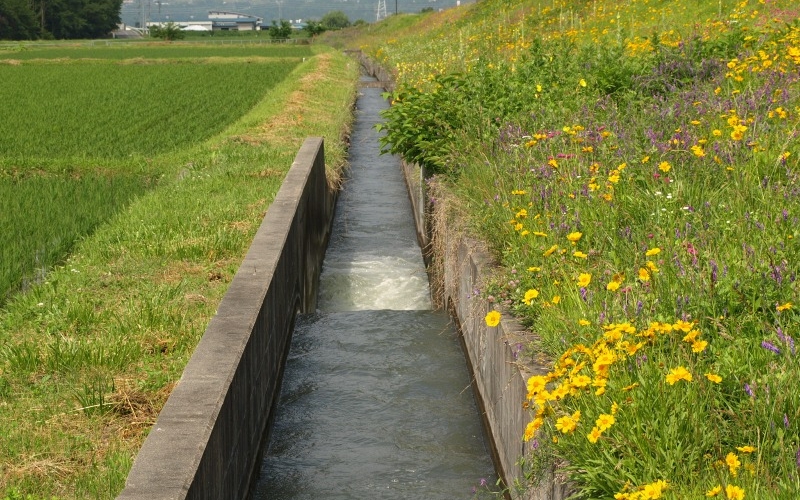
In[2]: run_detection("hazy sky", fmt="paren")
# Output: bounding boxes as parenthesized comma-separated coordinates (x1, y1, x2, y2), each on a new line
(121, 0, 472, 25)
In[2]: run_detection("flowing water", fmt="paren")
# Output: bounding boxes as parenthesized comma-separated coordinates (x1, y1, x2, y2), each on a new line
(250, 78, 496, 499)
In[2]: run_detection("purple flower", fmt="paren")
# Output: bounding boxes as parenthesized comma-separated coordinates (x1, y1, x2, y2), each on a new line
(785, 413, 790, 429)
(762, 340, 781, 355)
(744, 383, 755, 398)
(777, 327, 796, 355)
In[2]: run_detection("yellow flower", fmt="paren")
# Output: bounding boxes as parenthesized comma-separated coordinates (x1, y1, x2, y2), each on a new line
(571, 374, 592, 388)
(533, 231, 548, 237)
(725, 452, 742, 476)
(524, 417, 543, 441)
(777, 302, 793, 311)
(511, 189, 527, 195)
(706, 485, 722, 497)
(527, 266, 541, 272)
(682, 329, 700, 342)
(638, 267, 651, 281)
(730, 125, 747, 141)
(587, 426, 603, 443)
(645, 247, 661, 256)
(526, 375, 548, 398)
(641, 480, 668, 499)
(555, 410, 581, 434)
(578, 319, 591, 326)
(523, 289, 540, 305)
(485, 310, 501, 327)
(692, 340, 708, 353)
(579, 78, 587, 87)
(666, 366, 693, 385)
(607, 280, 621, 291)
(551, 295, 561, 304)
(646, 260, 659, 273)
(705, 373, 723, 384)
(726, 452, 741, 476)
(658, 161, 671, 172)
(573, 250, 588, 259)
(595, 413, 615, 431)
(736, 445, 756, 453)
(725, 484, 745, 499)
(548, 158, 559, 168)
(543, 244, 558, 257)
(577, 273, 592, 287)
(567, 231, 583, 244)
(641, 155, 650, 163)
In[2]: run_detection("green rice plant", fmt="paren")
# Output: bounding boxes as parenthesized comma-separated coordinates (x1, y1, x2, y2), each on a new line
(0, 173, 153, 304)
(0, 44, 314, 60)
(0, 60, 300, 164)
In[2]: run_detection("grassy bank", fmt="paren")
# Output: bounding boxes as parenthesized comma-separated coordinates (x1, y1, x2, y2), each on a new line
(0, 44, 359, 499)
(356, 0, 800, 498)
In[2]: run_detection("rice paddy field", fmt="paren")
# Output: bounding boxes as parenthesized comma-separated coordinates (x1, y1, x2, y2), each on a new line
(352, 0, 800, 498)
(0, 42, 359, 498)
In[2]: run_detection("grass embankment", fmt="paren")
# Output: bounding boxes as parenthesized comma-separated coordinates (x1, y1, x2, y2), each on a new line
(0, 43, 359, 499)
(355, 1, 800, 498)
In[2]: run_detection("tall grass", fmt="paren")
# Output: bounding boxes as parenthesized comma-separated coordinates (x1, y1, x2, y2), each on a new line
(363, 0, 800, 497)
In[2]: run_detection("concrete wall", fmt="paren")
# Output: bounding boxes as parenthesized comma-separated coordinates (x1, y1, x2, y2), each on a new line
(117, 137, 335, 500)
(399, 159, 572, 499)
(439, 233, 572, 500)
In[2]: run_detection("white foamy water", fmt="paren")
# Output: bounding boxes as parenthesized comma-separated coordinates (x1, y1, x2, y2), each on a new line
(317, 253, 432, 311)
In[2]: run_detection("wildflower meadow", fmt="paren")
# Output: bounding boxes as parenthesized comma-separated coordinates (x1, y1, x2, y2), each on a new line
(365, 0, 800, 497)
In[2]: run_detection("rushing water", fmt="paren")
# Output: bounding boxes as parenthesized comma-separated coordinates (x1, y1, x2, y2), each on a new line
(250, 78, 496, 499)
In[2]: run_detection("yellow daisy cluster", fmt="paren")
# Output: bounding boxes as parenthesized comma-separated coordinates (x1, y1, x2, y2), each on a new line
(524, 318, 723, 442)
(614, 479, 668, 499)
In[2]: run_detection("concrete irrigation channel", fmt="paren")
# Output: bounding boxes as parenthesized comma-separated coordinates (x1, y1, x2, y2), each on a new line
(117, 62, 570, 500)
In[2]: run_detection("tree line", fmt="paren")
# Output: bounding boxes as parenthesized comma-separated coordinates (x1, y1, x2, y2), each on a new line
(0, 0, 123, 40)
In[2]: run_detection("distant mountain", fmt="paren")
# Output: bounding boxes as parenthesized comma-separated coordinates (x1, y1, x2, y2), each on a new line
(121, 0, 470, 27)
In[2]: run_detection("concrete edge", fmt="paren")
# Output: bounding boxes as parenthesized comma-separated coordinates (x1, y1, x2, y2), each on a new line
(117, 137, 336, 500)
